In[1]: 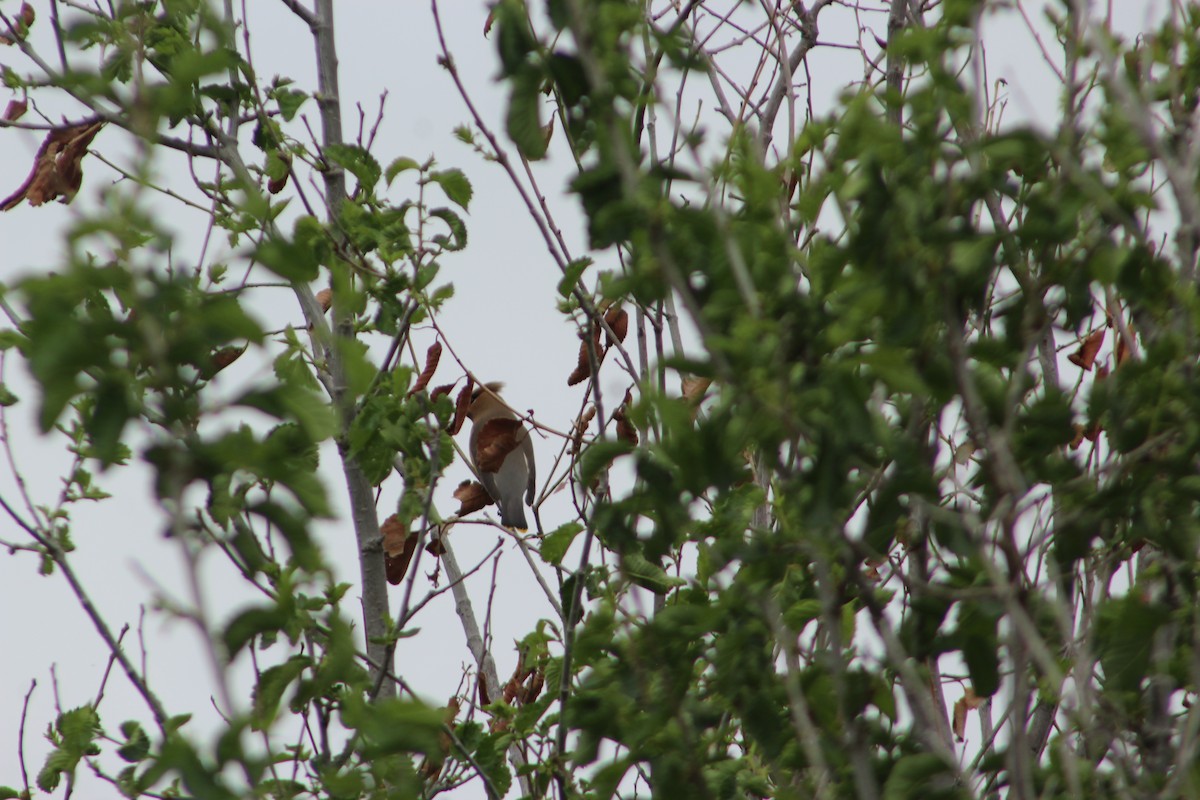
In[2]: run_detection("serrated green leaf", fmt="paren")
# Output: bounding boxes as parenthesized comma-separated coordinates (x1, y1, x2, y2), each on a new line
(578, 438, 634, 487)
(385, 157, 421, 184)
(557, 257, 593, 297)
(540, 522, 584, 565)
(325, 143, 381, 193)
(430, 168, 473, 211)
(620, 551, 684, 595)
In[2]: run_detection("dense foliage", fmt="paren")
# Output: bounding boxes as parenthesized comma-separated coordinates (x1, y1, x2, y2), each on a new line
(4, 0, 1200, 798)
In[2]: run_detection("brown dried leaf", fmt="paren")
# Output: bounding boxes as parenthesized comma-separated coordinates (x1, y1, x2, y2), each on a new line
(603, 306, 628, 345)
(1069, 423, 1085, 450)
(430, 382, 455, 401)
(381, 514, 408, 556)
(1067, 328, 1105, 371)
(681, 376, 712, 405)
(267, 172, 289, 194)
(567, 327, 603, 386)
(570, 405, 596, 455)
(483, 8, 496, 36)
(523, 670, 545, 703)
(613, 388, 638, 445)
(19, 3, 34, 26)
(952, 688, 983, 742)
(448, 378, 474, 435)
(475, 417, 522, 473)
(381, 515, 419, 585)
(1115, 326, 1134, 366)
(315, 287, 333, 313)
(953, 440, 976, 465)
(1, 118, 104, 211)
(408, 341, 442, 397)
(3, 99, 26, 122)
(453, 480, 494, 516)
(205, 345, 245, 378)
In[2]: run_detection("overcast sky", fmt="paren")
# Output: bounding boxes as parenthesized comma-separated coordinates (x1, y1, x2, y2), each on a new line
(0, 1, 1172, 797)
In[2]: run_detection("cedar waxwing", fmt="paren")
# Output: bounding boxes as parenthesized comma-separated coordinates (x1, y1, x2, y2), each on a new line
(467, 382, 536, 530)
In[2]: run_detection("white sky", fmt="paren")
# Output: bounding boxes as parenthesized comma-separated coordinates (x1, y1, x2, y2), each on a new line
(0, 1, 1174, 798)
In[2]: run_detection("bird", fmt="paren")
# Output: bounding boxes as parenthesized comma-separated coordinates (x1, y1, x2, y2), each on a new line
(466, 382, 536, 530)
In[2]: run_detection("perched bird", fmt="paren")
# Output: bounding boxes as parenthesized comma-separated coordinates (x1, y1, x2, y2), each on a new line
(467, 382, 536, 530)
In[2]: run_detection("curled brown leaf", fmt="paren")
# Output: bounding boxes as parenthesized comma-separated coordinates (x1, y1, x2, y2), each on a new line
(315, 288, 333, 313)
(205, 345, 246, 379)
(570, 405, 596, 455)
(3, 99, 26, 122)
(2, 118, 104, 211)
(449, 377, 474, 435)
(381, 514, 419, 585)
(603, 305, 628, 345)
(453, 480, 493, 516)
(567, 326, 603, 386)
(952, 688, 983, 742)
(1067, 328, 1105, 371)
(409, 341, 442, 397)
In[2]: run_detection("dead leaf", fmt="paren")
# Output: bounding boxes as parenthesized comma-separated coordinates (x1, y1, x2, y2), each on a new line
(430, 382, 455, 401)
(3, 99, 26, 122)
(1069, 423, 1084, 450)
(603, 305, 628, 345)
(483, 8, 496, 36)
(681, 376, 712, 405)
(315, 287, 333, 313)
(570, 405, 596, 455)
(567, 326, 603, 386)
(952, 688, 983, 742)
(953, 440, 975, 465)
(1, 118, 104, 211)
(381, 514, 419, 585)
(613, 388, 638, 445)
(204, 345, 245, 378)
(1067, 328, 1105, 371)
(475, 417, 522, 473)
(453, 480, 494, 516)
(408, 341, 442, 397)
(1115, 326, 1134, 366)
(449, 378, 474, 435)
(1, 3, 34, 45)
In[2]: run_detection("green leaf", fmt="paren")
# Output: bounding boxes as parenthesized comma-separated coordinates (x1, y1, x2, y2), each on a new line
(620, 551, 684, 595)
(385, 157, 421, 184)
(0, 383, 18, 406)
(883, 754, 960, 800)
(557, 257, 593, 298)
(1095, 593, 1169, 694)
(255, 235, 320, 282)
(117, 720, 150, 763)
(0, 786, 20, 799)
(342, 696, 445, 756)
(507, 71, 547, 160)
(429, 168, 473, 211)
(324, 143, 381, 193)
(428, 208, 468, 252)
(252, 656, 310, 730)
(37, 706, 101, 792)
(223, 604, 292, 658)
(273, 88, 308, 121)
(578, 438, 634, 487)
(540, 522, 584, 566)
